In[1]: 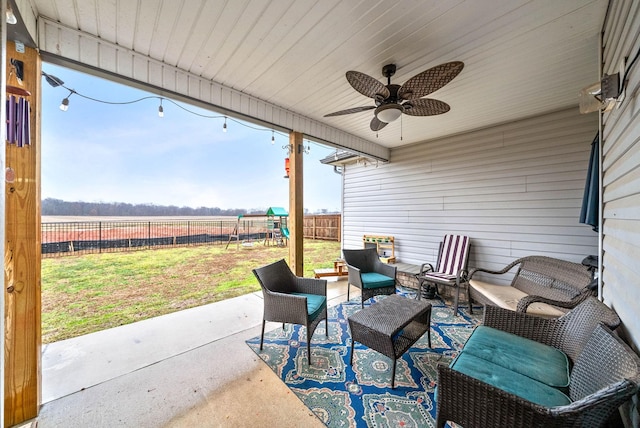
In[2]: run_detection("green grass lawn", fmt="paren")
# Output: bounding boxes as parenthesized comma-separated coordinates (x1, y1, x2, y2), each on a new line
(41, 239, 341, 343)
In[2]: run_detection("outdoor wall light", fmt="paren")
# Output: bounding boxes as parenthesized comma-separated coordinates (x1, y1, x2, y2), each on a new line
(374, 104, 403, 123)
(5, 2, 17, 24)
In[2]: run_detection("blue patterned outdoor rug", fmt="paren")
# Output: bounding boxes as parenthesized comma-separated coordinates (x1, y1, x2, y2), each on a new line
(246, 289, 482, 427)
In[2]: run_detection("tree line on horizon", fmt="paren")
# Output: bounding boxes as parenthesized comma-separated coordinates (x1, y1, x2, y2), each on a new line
(42, 198, 249, 217)
(41, 198, 339, 217)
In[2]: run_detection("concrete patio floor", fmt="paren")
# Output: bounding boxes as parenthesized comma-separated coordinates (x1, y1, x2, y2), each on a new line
(26, 277, 356, 428)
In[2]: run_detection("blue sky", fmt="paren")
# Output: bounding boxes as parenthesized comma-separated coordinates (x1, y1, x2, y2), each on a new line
(41, 64, 342, 213)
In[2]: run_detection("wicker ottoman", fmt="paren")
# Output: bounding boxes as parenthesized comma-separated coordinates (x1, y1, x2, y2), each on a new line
(348, 294, 432, 388)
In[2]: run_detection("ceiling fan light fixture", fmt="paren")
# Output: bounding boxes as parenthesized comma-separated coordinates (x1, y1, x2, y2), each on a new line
(375, 104, 403, 123)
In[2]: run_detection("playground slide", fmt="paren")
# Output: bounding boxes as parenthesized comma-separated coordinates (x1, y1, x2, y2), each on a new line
(281, 227, 290, 239)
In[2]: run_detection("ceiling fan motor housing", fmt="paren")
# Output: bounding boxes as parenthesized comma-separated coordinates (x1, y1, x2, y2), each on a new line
(376, 84, 401, 105)
(382, 63, 397, 78)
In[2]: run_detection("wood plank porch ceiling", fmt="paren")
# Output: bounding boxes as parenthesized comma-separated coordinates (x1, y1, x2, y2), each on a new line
(25, 0, 607, 149)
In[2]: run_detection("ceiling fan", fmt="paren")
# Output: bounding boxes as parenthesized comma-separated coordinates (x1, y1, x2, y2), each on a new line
(324, 61, 464, 131)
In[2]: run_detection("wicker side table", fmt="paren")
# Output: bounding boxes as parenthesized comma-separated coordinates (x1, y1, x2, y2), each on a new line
(348, 294, 432, 388)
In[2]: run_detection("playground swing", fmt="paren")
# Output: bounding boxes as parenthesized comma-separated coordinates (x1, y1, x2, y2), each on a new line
(225, 207, 289, 249)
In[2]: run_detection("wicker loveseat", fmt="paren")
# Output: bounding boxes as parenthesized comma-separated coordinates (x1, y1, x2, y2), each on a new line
(436, 298, 640, 428)
(467, 256, 595, 317)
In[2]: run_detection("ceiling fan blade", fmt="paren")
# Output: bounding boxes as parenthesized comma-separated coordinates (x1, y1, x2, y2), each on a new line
(402, 98, 450, 116)
(370, 116, 388, 131)
(398, 61, 464, 100)
(324, 106, 375, 117)
(346, 71, 390, 99)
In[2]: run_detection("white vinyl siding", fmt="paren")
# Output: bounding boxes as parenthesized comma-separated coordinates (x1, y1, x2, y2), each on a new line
(601, 0, 640, 359)
(342, 107, 598, 284)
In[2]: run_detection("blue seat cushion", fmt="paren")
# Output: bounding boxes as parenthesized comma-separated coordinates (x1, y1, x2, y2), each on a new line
(361, 272, 396, 289)
(290, 293, 326, 319)
(450, 352, 572, 407)
(462, 326, 570, 387)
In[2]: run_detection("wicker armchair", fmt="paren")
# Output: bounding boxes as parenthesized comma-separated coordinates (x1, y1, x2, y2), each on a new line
(252, 259, 328, 365)
(467, 255, 595, 316)
(436, 298, 640, 428)
(343, 248, 397, 308)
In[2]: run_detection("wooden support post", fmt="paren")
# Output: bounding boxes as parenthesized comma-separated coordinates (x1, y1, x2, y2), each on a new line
(4, 41, 42, 426)
(288, 132, 304, 276)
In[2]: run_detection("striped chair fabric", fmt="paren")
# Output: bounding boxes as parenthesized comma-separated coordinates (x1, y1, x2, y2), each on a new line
(436, 235, 470, 276)
(418, 234, 471, 315)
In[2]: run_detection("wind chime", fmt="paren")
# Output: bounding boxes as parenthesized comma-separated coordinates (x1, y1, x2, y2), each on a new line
(6, 58, 31, 147)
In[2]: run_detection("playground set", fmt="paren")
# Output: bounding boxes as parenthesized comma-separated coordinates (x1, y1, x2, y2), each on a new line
(225, 207, 290, 249)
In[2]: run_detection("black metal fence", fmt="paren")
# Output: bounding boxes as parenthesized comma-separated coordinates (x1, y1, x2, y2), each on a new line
(41, 219, 267, 257)
(42, 215, 342, 257)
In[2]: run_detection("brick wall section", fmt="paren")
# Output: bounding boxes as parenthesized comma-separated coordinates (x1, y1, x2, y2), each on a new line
(397, 268, 462, 304)
(397, 271, 419, 291)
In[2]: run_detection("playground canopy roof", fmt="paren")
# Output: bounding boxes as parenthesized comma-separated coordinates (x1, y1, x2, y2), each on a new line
(266, 207, 288, 217)
(238, 207, 288, 219)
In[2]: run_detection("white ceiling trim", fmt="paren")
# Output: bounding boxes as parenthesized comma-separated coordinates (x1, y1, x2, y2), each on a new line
(36, 17, 390, 162)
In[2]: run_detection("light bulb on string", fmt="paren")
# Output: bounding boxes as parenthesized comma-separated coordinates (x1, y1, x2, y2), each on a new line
(158, 99, 164, 117)
(271, 130, 275, 144)
(59, 90, 75, 111)
(223, 117, 227, 132)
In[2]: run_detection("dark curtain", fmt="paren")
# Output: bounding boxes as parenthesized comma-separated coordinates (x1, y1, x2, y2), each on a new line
(580, 134, 599, 232)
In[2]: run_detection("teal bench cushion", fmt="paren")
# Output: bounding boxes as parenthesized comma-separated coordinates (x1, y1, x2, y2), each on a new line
(450, 352, 572, 407)
(290, 293, 326, 319)
(462, 326, 570, 388)
(361, 272, 396, 289)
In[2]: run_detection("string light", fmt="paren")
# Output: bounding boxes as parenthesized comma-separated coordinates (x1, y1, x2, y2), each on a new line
(40, 70, 299, 148)
(59, 98, 69, 111)
(59, 90, 74, 111)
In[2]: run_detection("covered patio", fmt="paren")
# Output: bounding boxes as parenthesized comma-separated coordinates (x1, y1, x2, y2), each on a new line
(3, 0, 640, 427)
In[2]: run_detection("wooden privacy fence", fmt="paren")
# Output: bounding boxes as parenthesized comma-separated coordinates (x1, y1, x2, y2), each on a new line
(303, 214, 341, 241)
(42, 215, 341, 257)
